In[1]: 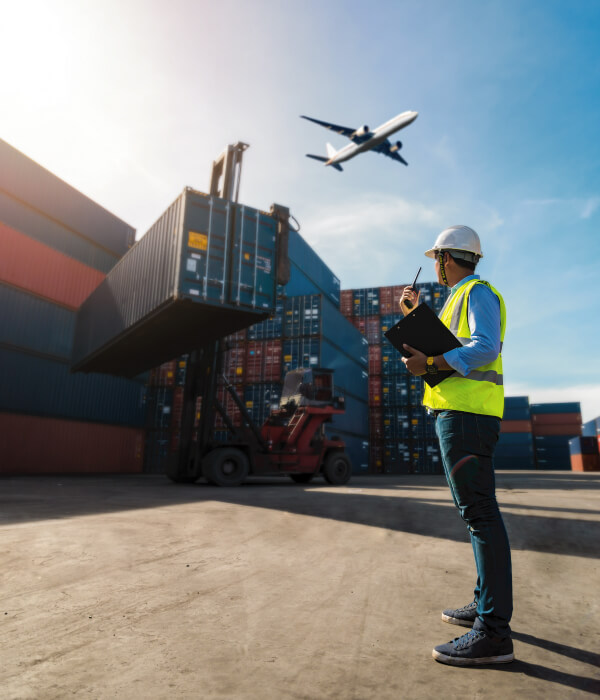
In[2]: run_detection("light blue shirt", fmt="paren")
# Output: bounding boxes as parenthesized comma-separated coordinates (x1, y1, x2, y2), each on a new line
(442, 274, 502, 376)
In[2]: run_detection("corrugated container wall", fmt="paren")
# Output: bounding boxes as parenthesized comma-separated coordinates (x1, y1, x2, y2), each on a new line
(0, 138, 135, 256)
(72, 190, 283, 377)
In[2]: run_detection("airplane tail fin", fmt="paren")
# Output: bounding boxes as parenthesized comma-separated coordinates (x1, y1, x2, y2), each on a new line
(326, 142, 337, 159)
(305, 153, 343, 172)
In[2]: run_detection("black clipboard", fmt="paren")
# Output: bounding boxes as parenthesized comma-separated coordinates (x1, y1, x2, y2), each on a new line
(384, 303, 462, 387)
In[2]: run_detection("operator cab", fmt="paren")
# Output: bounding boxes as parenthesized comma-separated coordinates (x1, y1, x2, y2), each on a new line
(279, 368, 344, 410)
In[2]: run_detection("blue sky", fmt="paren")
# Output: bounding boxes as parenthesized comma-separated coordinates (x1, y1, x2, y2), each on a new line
(2, 0, 599, 419)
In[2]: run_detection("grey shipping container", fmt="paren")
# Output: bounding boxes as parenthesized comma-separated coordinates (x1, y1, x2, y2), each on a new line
(0, 138, 135, 257)
(72, 189, 289, 377)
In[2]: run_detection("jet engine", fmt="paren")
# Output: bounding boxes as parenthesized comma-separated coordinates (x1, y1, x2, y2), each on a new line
(390, 141, 403, 153)
(352, 125, 370, 138)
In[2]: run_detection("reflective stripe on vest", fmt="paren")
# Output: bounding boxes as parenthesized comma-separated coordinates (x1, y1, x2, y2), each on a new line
(423, 279, 506, 417)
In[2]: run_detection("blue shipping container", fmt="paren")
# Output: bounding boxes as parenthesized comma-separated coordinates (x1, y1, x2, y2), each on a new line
(0, 346, 146, 425)
(530, 402, 581, 415)
(0, 283, 74, 360)
(287, 229, 340, 307)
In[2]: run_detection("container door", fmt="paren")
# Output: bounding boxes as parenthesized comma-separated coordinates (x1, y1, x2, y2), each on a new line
(181, 192, 229, 302)
(230, 205, 277, 310)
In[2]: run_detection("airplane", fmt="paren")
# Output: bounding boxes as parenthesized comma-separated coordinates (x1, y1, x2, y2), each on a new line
(301, 110, 418, 171)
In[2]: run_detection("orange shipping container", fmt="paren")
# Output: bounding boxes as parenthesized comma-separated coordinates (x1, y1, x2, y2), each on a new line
(0, 222, 106, 309)
(501, 420, 532, 433)
(0, 414, 144, 474)
(570, 453, 600, 472)
(531, 413, 582, 425)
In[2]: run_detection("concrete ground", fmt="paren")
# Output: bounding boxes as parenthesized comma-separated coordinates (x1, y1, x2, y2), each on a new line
(1, 472, 599, 700)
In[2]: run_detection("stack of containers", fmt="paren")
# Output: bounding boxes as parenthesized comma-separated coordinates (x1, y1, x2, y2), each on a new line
(0, 138, 146, 474)
(569, 436, 600, 472)
(531, 401, 582, 469)
(531, 402, 582, 469)
(496, 396, 535, 469)
(144, 229, 370, 473)
(341, 282, 449, 473)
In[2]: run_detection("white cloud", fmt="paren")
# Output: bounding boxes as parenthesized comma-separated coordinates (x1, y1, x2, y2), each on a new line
(581, 197, 600, 219)
(504, 382, 600, 423)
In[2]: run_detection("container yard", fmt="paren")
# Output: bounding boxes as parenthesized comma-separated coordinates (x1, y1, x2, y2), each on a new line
(1, 138, 599, 698)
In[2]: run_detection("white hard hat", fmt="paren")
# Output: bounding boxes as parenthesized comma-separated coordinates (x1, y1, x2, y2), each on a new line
(424, 225, 483, 262)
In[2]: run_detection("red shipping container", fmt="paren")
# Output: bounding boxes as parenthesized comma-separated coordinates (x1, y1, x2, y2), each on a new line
(0, 413, 144, 474)
(245, 341, 264, 382)
(214, 384, 243, 429)
(225, 328, 246, 344)
(571, 453, 600, 472)
(369, 376, 382, 406)
(149, 360, 176, 387)
(379, 286, 393, 315)
(532, 424, 583, 437)
(263, 339, 282, 382)
(369, 345, 382, 376)
(365, 317, 381, 345)
(352, 317, 366, 337)
(0, 221, 106, 309)
(501, 420, 532, 433)
(531, 413, 582, 425)
(340, 289, 354, 317)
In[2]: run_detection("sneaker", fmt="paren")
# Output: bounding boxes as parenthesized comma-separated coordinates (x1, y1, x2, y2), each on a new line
(441, 601, 477, 627)
(432, 629, 514, 666)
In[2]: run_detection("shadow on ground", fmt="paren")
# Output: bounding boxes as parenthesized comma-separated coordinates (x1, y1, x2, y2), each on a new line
(1, 473, 599, 560)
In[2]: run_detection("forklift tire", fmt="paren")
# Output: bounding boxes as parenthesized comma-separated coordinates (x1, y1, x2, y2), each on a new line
(323, 451, 352, 485)
(202, 447, 249, 487)
(289, 473, 315, 484)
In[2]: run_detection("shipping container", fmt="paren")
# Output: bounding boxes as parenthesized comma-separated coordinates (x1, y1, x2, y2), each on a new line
(0, 345, 146, 425)
(352, 288, 380, 316)
(0, 283, 74, 359)
(500, 420, 532, 433)
(148, 360, 177, 387)
(243, 383, 283, 427)
(570, 453, 600, 472)
(530, 402, 581, 415)
(0, 413, 144, 475)
(222, 345, 247, 383)
(495, 456, 536, 470)
(381, 341, 406, 376)
(323, 428, 369, 472)
(286, 229, 340, 307)
(568, 436, 599, 456)
(0, 223, 106, 309)
(368, 345, 382, 376)
(72, 189, 285, 376)
(379, 286, 406, 315)
(0, 138, 135, 256)
(497, 432, 534, 446)
(340, 290, 353, 316)
(0, 190, 120, 274)
(532, 424, 582, 437)
(247, 299, 283, 340)
(531, 412, 582, 425)
(369, 443, 384, 473)
(245, 340, 282, 382)
(503, 396, 531, 421)
(582, 417, 600, 437)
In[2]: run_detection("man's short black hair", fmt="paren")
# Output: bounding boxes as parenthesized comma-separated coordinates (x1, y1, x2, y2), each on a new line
(449, 253, 477, 273)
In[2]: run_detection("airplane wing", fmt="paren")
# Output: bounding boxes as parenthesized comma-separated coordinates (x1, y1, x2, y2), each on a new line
(372, 139, 409, 166)
(300, 115, 356, 139)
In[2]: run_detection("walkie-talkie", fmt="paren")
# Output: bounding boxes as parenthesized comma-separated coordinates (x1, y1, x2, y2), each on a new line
(403, 266, 422, 310)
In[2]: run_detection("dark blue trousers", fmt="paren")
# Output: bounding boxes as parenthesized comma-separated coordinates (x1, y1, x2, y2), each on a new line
(435, 410, 513, 638)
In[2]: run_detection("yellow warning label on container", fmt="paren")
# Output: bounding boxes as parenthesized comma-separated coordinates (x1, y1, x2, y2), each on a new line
(246, 401, 253, 408)
(236, 367, 243, 375)
(383, 355, 388, 361)
(284, 355, 292, 362)
(411, 419, 419, 425)
(167, 371, 173, 378)
(188, 231, 208, 251)
(244, 252, 251, 260)
(434, 292, 440, 297)
(383, 387, 389, 393)
(178, 361, 186, 368)
(384, 420, 390, 425)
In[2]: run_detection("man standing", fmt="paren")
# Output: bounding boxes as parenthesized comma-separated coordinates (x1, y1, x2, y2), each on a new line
(400, 225, 513, 666)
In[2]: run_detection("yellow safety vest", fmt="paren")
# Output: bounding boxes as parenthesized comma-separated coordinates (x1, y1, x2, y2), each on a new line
(423, 279, 506, 418)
